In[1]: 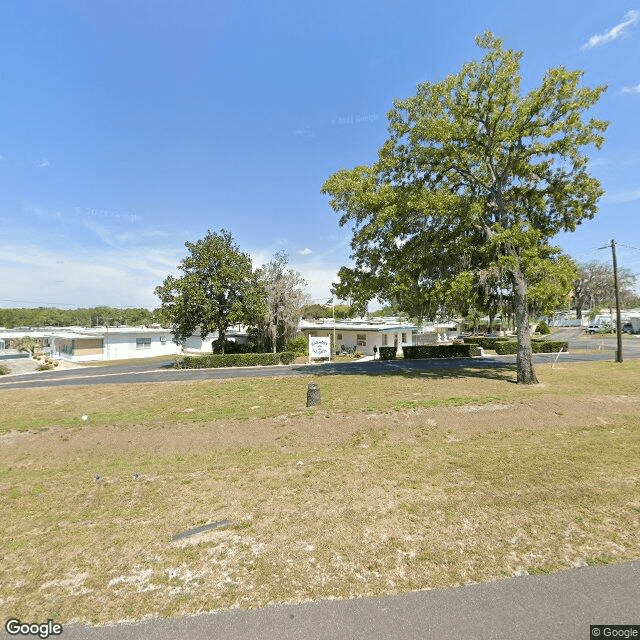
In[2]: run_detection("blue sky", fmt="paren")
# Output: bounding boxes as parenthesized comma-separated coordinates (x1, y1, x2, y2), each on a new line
(2, 1, 640, 310)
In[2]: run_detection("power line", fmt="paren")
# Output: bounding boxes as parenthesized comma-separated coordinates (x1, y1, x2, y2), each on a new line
(570, 246, 606, 258)
(617, 242, 640, 252)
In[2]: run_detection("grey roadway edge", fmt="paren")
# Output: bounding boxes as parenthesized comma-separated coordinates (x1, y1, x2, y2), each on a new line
(7, 560, 637, 640)
(0, 352, 625, 389)
(0, 347, 626, 382)
(0, 356, 502, 388)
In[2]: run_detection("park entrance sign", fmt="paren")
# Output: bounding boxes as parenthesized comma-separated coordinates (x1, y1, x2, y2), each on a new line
(308, 336, 330, 363)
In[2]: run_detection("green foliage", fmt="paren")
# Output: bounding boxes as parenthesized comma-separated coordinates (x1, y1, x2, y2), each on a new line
(378, 346, 397, 360)
(526, 253, 578, 316)
(464, 337, 511, 349)
(301, 304, 350, 319)
(155, 229, 261, 354)
(494, 340, 567, 354)
(0, 364, 9, 375)
(465, 308, 483, 334)
(322, 32, 607, 384)
(536, 321, 551, 335)
(210, 339, 254, 354)
(285, 336, 309, 355)
(0, 306, 159, 329)
(403, 345, 474, 359)
(369, 305, 402, 318)
(178, 352, 296, 369)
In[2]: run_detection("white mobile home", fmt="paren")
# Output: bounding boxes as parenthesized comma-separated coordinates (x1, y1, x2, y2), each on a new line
(182, 325, 249, 353)
(51, 327, 181, 362)
(298, 319, 418, 356)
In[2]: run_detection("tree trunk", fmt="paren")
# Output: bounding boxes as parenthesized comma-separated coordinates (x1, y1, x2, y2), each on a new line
(512, 268, 538, 385)
(271, 322, 277, 353)
(219, 327, 226, 354)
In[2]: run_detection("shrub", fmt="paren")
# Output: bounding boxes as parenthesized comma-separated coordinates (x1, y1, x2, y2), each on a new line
(461, 337, 510, 350)
(286, 336, 309, 355)
(211, 339, 251, 354)
(0, 364, 9, 375)
(536, 321, 551, 335)
(493, 341, 517, 355)
(178, 351, 296, 369)
(378, 346, 397, 360)
(493, 340, 568, 355)
(403, 344, 473, 359)
(532, 339, 568, 353)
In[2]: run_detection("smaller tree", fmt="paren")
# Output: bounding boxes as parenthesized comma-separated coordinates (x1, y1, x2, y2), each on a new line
(14, 337, 38, 355)
(254, 251, 308, 352)
(466, 308, 483, 334)
(573, 260, 637, 318)
(155, 229, 260, 354)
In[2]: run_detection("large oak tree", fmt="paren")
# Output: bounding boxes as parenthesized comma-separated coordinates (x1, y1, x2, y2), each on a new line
(322, 33, 607, 383)
(155, 229, 261, 353)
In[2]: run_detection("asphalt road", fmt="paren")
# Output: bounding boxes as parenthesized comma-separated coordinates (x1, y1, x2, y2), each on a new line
(16, 560, 638, 640)
(0, 354, 610, 390)
(0, 352, 635, 390)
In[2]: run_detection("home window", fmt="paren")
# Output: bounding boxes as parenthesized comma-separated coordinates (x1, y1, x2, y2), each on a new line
(356, 333, 366, 347)
(336, 333, 342, 340)
(136, 338, 152, 349)
(402, 332, 407, 343)
(382, 334, 388, 346)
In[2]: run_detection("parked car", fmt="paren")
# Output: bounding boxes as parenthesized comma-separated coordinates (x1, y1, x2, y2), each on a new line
(588, 323, 613, 334)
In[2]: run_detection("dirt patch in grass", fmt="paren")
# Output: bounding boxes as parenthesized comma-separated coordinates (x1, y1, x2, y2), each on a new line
(1, 361, 639, 625)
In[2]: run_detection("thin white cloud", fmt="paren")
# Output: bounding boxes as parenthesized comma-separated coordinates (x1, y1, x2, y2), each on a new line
(582, 10, 639, 49)
(622, 83, 640, 93)
(35, 159, 50, 168)
(298, 247, 313, 255)
(588, 152, 640, 168)
(0, 241, 186, 308)
(606, 188, 640, 204)
(293, 125, 314, 138)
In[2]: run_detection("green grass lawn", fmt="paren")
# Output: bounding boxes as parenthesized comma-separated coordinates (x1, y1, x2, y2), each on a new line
(1, 360, 639, 624)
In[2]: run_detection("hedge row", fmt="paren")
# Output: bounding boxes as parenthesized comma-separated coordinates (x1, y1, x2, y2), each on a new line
(463, 337, 510, 349)
(178, 351, 296, 369)
(493, 340, 568, 355)
(403, 344, 474, 359)
(378, 346, 397, 360)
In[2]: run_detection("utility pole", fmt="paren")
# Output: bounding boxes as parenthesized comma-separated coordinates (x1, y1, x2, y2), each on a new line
(599, 239, 623, 363)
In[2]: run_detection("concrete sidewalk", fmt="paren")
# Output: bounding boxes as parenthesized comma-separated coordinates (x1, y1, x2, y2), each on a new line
(46, 560, 639, 640)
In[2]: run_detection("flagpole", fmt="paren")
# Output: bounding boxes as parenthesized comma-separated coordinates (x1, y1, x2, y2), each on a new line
(332, 296, 335, 361)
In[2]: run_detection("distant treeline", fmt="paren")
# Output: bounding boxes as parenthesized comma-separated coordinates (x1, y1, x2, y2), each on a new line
(0, 306, 160, 329)
(300, 303, 404, 320)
